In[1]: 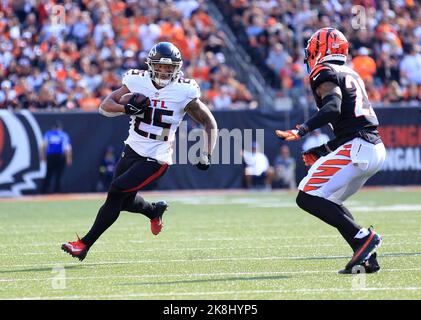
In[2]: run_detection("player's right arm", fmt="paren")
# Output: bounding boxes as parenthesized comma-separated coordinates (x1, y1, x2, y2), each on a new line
(98, 85, 130, 117)
(304, 81, 342, 131)
(276, 67, 342, 141)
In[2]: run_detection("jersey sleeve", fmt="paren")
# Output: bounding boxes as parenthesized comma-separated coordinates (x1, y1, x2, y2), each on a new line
(122, 69, 145, 92)
(186, 79, 201, 100)
(309, 64, 340, 92)
(179, 78, 201, 109)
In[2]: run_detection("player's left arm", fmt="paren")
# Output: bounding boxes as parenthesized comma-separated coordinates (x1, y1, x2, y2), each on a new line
(276, 81, 342, 141)
(185, 98, 218, 169)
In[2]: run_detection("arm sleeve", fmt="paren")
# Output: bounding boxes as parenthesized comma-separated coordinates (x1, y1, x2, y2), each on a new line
(306, 66, 342, 131)
(304, 93, 341, 131)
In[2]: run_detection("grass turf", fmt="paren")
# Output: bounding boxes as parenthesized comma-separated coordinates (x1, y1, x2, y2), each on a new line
(0, 189, 420, 300)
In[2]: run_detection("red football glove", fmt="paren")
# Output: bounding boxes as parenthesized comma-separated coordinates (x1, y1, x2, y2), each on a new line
(302, 153, 319, 166)
(275, 129, 301, 141)
(301, 143, 332, 166)
(275, 124, 309, 141)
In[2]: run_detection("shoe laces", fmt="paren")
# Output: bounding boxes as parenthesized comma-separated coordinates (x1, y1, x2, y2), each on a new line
(70, 234, 84, 246)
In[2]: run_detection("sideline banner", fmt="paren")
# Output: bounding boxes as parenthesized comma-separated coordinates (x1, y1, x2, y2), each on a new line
(0, 107, 420, 195)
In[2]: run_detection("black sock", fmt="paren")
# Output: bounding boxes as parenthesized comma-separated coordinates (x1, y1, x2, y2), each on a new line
(81, 187, 125, 247)
(122, 194, 155, 219)
(296, 191, 361, 249)
(338, 204, 355, 221)
(335, 204, 361, 250)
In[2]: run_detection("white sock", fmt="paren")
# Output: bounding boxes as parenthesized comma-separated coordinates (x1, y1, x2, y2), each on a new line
(354, 228, 370, 239)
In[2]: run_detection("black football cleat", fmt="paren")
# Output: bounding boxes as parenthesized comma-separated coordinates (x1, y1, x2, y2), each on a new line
(344, 227, 381, 271)
(338, 252, 380, 274)
(150, 200, 168, 235)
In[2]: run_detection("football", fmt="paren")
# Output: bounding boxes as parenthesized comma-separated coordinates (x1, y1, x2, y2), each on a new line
(119, 92, 148, 105)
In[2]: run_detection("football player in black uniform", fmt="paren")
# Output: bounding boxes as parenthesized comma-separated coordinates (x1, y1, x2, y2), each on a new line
(276, 28, 386, 274)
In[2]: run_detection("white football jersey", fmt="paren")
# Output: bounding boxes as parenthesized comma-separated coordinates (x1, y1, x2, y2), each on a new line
(122, 69, 200, 164)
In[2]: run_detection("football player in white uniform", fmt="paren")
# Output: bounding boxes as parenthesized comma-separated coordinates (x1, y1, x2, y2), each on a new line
(62, 42, 218, 261)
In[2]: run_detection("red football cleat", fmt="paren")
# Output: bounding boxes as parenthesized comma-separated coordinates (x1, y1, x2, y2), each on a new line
(61, 234, 89, 261)
(150, 201, 168, 235)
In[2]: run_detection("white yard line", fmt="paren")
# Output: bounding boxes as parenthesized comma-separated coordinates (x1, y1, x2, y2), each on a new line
(7, 286, 421, 300)
(1, 252, 421, 270)
(2, 268, 421, 283)
(0, 270, 334, 282)
(0, 241, 420, 256)
(0, 233, 420, 248)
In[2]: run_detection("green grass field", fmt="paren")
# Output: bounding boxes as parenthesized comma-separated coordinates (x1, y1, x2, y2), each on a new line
(1, 189, 421, 300)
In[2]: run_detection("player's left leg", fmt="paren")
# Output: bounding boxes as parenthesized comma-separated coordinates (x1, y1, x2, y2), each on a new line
(121, 193, 168, 235)
(112, 146, 165, 224)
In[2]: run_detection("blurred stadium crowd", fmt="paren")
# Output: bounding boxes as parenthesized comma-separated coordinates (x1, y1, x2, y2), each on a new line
(1, 0, 421, 112)
(217, 0, 421, 107)
(0, 0, 255, 111)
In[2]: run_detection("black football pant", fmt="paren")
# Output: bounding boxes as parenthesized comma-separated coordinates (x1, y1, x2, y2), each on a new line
(296, 191, 363, 251)
(82, 145, 168, 247)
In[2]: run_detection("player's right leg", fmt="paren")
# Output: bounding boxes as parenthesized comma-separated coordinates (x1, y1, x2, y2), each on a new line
(61, 182, 127, 260)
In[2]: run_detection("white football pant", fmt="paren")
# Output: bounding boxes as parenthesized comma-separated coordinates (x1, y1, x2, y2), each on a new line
(298, 137, 386, 205)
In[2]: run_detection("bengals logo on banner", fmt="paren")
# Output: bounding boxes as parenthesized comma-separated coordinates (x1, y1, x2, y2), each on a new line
(0, 110, 46, 196)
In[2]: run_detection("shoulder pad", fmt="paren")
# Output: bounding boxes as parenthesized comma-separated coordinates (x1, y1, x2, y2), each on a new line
(309, 64, 339, 90)
(178, 78, 201, 100)
(122, 69, 148, 90)
(123, 69, 147, 77)
(178, 77, 196, 85)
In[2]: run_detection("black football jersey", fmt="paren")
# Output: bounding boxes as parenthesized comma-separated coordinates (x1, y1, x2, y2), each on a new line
(309, 62, 379, 139)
